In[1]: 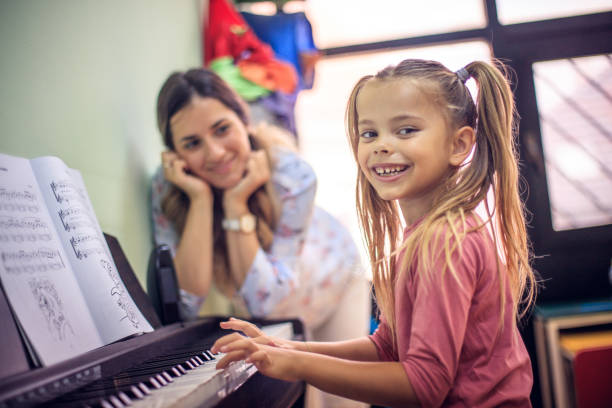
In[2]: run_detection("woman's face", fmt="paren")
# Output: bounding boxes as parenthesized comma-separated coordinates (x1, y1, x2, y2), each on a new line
(170, 96, 251, 190)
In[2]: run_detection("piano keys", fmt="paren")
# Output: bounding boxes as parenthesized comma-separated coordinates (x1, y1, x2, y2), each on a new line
(0, 317, 304, 408)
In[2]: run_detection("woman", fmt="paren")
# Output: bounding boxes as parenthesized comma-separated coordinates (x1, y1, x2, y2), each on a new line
(151, 68, 369, 350)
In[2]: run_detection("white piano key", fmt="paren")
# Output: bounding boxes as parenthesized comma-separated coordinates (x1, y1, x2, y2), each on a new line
(124, 322, 294, 408)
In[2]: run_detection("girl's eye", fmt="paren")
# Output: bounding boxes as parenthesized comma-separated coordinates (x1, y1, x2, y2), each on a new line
(359, 130, 377, 139)
(214, 123, 230, 136)
(398, 127, 417, 136)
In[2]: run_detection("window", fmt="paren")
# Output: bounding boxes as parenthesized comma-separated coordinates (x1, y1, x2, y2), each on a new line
(496, 0, 612, 24)
(533, 54, 612, 231)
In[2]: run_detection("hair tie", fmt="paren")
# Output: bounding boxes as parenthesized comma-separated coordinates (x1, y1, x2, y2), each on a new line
(455, 67, 470, 84)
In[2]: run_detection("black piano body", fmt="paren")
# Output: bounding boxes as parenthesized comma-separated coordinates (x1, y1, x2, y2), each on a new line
(0, 235, 305, 408)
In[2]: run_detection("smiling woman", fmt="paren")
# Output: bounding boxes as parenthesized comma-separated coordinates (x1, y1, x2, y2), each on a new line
(149, 69, 371, 405)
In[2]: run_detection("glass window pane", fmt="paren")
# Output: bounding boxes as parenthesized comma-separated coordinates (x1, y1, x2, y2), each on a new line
(533, 54, 612, 231)
(296, 41, 492, 268)
(497, 0, 612, 25)
(300, 0, 486, 49)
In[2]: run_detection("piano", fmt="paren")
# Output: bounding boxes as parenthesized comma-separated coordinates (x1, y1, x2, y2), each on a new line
(0, 235, 305, 408)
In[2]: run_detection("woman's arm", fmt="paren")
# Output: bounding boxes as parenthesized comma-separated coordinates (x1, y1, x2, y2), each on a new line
(158, 151, 215, 297)
(222, 150, 270, 289)
(235, 148, 318, 317)
(173, 194, 214, 296)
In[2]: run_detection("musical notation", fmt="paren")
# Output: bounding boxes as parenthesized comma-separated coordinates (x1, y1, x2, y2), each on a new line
(0, 215, 48, 230)
(58, 207, 95, 232)
(70, 235, 104, 260)
(50, 180, 86, 205)
(0, 187, 36, 203)
(1, 247, 66, 274)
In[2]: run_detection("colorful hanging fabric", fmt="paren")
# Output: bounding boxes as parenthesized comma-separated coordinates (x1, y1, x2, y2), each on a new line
(204, 0, 298, 94)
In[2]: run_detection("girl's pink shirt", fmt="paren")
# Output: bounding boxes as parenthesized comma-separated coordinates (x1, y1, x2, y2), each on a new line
(369, 216, 533, 407)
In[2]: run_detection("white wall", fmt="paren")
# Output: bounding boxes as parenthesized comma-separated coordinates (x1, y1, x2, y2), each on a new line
(0, 0, 203, 284)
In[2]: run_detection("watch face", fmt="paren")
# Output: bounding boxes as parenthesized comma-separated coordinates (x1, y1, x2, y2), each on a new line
(240, 214, 256, 233)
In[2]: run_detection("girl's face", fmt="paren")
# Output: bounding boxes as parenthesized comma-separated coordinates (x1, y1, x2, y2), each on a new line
(356, 78, 455, 223)
(170, 96, 251, 190)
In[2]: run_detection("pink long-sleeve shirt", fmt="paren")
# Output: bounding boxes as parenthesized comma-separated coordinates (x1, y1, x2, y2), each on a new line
(369, 216, 533, 407)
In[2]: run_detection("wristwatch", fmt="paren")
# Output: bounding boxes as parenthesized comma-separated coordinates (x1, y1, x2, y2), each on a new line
(221, 213, 257, 233)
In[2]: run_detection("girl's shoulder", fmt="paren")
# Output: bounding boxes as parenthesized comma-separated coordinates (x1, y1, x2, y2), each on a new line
(412, 212, 495, 263)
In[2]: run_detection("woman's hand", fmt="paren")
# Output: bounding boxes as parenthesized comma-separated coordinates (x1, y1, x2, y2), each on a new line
(211, 318, 301, 382)
(222, 150, 270, 215)
(161, 151, 211, 200)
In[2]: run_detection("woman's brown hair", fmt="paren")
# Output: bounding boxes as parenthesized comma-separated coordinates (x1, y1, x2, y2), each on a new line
(156, 68, 278, 292)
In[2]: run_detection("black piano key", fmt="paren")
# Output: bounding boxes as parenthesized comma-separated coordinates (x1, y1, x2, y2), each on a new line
(100, 399, 115, 408)
(117, 391, 132, 405)
(155, 373, 167, 386)
(108, 394, 126, 408)
(162, 371, 173, 383)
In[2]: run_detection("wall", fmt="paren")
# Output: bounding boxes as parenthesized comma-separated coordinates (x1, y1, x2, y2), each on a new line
(0, 0, 203, 284)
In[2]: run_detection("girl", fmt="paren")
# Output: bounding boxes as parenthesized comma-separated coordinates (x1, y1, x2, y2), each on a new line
(211, 59, 538, 407)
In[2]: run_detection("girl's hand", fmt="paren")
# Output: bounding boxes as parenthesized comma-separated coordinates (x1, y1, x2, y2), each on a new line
(211, 319, 300, 382)
(222, 150, 270, 213)
(161, 151, 211, 200)
(218, 317, 290, 349)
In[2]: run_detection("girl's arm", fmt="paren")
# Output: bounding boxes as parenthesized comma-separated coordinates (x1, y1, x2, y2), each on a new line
(220, 318, 380, 361)
(211, 332, 419, 408)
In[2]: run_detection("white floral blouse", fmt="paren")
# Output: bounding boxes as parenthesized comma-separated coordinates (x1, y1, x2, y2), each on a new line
(150, 147, 363, 330)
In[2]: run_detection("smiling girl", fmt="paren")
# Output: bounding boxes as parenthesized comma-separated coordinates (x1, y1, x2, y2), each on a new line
(211, 59, 537, 407)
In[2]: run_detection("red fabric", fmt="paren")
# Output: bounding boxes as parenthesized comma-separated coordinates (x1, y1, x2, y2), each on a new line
(203, 0, 297, 93)
(237, 60, 297, 94)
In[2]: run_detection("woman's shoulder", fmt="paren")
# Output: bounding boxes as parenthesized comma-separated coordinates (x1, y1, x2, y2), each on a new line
(269, 147, 317, 194)
(151, 165, 171, 200)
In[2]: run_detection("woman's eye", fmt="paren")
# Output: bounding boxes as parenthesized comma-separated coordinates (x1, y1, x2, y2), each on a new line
(214, 124, 230, 136)
(183, 139, 200, 150)
(359, 130, 377, 139)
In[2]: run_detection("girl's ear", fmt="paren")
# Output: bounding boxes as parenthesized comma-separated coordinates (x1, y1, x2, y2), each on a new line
(449, 126, 476, 166)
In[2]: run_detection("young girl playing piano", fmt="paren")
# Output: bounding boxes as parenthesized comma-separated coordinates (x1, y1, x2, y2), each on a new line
(211, 58, 538, 407)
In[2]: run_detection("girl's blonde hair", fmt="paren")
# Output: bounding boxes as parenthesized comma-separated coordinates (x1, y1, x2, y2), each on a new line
(156, 68, 290, 294)
(346, 59, 537, 348)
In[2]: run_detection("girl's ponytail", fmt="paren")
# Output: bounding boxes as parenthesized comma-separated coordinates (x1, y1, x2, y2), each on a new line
(467, 61, 537, 319)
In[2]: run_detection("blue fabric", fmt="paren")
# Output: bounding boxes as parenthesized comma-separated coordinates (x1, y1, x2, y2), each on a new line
(241, 11, 317, 89)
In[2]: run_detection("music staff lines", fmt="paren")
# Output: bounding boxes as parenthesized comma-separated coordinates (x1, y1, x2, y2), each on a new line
(1, 247, 66, 274)
(50, 180, 86, 204)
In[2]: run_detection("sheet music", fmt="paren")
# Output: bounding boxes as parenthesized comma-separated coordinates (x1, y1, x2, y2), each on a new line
(0, 154, 102, 366)
(30, 157, 153, 344)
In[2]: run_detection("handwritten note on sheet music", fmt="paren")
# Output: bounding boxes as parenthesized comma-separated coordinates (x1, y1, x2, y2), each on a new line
(0, 154, 153, 366)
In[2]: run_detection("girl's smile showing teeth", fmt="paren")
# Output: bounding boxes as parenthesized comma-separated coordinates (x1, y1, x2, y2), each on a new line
(372, 164, 409, 178)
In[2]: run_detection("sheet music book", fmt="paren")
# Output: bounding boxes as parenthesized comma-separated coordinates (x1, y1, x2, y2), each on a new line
(0, 153, 153, 367)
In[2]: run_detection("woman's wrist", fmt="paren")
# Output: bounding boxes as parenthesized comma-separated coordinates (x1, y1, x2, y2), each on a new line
(188, 191, 214, 209)
(222, 197, 250, 218)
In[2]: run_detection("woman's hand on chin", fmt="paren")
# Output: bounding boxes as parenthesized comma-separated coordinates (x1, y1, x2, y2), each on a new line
(223, 150, 270, 213)
(162, 151, 211, 201)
